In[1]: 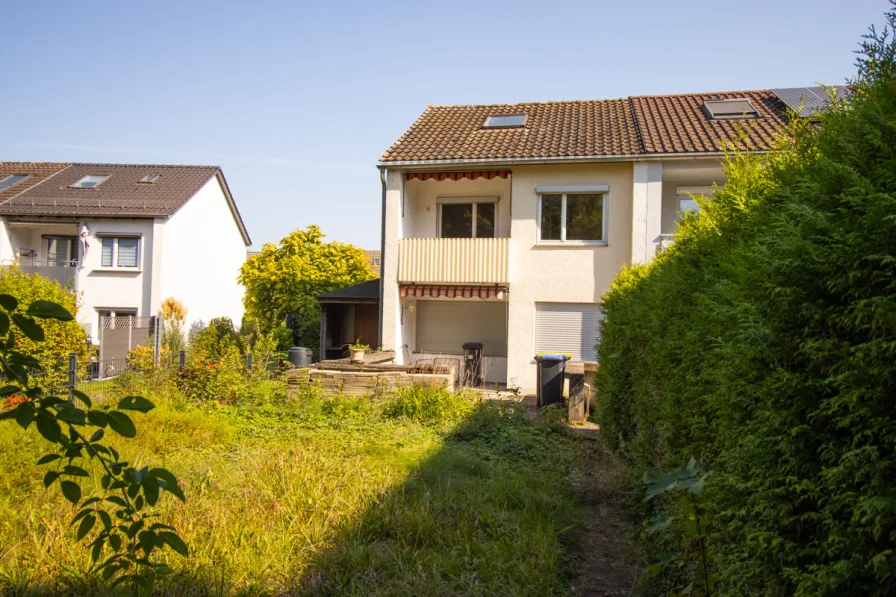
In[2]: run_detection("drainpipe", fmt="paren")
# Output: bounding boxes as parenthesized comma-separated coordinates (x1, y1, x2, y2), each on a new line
(378, 167, 387, 349)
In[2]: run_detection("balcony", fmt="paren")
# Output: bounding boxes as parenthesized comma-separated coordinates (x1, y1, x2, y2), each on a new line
(2, 259, 78, 287)
(398, 238, 509, 285)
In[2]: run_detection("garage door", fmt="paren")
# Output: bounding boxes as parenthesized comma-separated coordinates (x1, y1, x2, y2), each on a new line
(416, 300, 507, 356)
(535, 303, 603, 361)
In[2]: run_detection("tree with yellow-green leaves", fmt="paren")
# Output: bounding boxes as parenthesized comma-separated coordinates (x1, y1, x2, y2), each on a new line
(238, 226, 376, 357)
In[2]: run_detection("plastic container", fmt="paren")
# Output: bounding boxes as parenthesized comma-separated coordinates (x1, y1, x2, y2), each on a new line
(535, 353, 570, 407)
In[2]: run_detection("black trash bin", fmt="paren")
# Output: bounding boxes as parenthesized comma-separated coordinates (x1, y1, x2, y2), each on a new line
(462, 342, 484, 386)
(288, 347, 313, 367)
(535, 353, 570, 407)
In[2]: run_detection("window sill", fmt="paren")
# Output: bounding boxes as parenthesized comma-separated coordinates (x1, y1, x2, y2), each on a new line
(92, 267, 142, 274)
(534, 241, 608, 248)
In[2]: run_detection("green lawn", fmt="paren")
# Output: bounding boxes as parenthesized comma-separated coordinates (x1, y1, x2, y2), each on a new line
(0, 389, 612, 596)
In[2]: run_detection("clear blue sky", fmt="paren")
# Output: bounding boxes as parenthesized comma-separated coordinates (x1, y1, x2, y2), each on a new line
(0, 0, 886, 249)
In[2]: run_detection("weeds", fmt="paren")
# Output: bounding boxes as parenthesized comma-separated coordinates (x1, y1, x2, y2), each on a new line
(0, 384, 591, 596)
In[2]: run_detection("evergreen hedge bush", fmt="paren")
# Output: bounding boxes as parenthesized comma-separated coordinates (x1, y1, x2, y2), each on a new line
(595, 16, 896, 595)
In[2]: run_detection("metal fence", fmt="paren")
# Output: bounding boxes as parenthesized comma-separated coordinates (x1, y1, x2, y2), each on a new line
(31, 351, 288, 404)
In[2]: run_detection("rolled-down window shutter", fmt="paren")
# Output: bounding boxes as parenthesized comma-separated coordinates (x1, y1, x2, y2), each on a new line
(415, 301, 507, 356)
(535, 303, 604, 361)
(117, 238, 139, 267)
(101, 238, 114, 267)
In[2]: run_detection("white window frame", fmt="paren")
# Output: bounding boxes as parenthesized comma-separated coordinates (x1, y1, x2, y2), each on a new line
(97, 236, 141, 270)
(535, 185, 609, 246)
(0, 174, 28, 191)
(436, 197, 499, 239)
(70, 175, 110, 189)
(676, 186, 714, 215)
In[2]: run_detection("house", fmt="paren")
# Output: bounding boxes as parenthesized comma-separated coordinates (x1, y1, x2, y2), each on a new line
(364, 250, 382, 276)
(376, 86, 848, 393)
(318, 279, 380, 360)
(0, 162, 251, 341)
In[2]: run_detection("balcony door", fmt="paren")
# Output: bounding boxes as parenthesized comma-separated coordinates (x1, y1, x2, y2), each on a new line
(44, 236, 78, 266)
(438, 198, 497, 238)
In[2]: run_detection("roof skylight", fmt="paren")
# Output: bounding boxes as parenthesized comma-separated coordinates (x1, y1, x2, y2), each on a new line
(702, 99, 760, 120)
(138, 174, 160, 184)
(0, 174, 28, 192)
(483, 114, 527, 128)
(70, 175, 110, 189)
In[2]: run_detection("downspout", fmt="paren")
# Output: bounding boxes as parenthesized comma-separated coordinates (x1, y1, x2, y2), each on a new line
(378, 167, 387, 349)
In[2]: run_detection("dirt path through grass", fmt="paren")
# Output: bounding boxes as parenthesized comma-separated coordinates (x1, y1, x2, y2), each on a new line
(567, 429, 640, 596)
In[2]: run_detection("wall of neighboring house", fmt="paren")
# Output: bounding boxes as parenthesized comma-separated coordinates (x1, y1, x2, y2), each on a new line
(76, 218, 156, 339)
(506, 162, 635, 392)
(159, 175, 247, 330)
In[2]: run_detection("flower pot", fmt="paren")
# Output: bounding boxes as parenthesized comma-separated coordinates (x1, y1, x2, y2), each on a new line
(350, 348, 366, 363)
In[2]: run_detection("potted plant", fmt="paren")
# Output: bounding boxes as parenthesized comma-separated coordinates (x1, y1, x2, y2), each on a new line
(348, 340, 369, 363)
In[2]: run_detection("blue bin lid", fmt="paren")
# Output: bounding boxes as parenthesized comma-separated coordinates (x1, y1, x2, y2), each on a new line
(535, 353, 570, 362)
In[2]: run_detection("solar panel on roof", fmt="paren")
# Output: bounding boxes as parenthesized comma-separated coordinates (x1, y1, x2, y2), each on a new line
(771, 86, 851, 118)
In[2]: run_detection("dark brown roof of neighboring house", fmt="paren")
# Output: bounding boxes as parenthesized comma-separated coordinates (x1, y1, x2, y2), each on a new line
(0, 162, 70, 201)
(0, 163, 250, 244)
(379, 89, 794, 164)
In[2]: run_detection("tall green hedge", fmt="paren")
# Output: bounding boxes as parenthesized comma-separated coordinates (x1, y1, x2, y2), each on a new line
(595, 19, 896, 596)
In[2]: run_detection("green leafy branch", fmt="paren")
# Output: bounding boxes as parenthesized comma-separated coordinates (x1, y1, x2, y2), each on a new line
(643, 458, 715, 595)
(0, 295, 187, 593)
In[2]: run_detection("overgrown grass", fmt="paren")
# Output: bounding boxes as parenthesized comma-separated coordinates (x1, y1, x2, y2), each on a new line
(0, 384, 591, 596)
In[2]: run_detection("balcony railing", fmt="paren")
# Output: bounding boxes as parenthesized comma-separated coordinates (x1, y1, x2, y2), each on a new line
(398, 238, 509, 284)
(2, 259, 78, 287)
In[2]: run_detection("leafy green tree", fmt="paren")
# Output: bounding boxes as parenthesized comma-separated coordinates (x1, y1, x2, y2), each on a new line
(239, 225, 376, 357)
(0, 296, 187, 593)
(0, 266, 88, 362)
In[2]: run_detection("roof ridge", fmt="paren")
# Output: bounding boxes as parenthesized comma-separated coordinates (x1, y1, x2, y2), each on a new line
(425, 97, 630, 109)
(630, 88, 773, 99)
(70, 162, 220, 169)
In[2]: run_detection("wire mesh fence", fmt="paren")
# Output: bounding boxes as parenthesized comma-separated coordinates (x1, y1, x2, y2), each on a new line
(29, 351, 289, 404)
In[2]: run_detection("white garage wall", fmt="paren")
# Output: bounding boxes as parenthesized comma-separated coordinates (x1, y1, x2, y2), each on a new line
(159, 176, 248, 329)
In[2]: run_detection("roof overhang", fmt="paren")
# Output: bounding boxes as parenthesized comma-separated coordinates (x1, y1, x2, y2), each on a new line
(215, 171, 252, 246)
(376, 150, 764, 170)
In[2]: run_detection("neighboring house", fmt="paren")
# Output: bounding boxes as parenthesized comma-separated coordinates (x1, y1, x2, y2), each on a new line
(364, 250, 382, 276)
(377, 86, 848, 393)
(0, 162, 251, 340)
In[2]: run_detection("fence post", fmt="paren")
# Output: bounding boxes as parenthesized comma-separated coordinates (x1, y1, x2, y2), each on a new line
(247, 353, 253, 372)
(68, 352, 76, 403)
(179, 350, 186, 367)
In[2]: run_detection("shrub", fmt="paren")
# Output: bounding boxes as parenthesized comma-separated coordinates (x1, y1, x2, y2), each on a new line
(0, 267, 87, 388)
(383, 384, 478, 425)
(595, 17, 896, 595)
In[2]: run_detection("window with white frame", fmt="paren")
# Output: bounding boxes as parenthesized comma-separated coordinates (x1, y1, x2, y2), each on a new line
(70, 175, 110, 189)
(100, 236, 140, 268)
(44, 236, 78, 266)
(438, 198, 497, 238)
(537, 191, 608, 244)
(676, 186, 714, 215)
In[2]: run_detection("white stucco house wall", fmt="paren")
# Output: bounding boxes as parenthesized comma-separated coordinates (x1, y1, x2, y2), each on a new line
(376, 86, 847, 393)
(0, 162, 251, 341)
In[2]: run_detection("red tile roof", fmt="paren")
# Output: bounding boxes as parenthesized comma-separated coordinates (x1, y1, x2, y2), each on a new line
(631, 90, 789, 154)
(381, 99, 641, 163)
(0, 163, 70, 201)
(380, 89, 792, 164)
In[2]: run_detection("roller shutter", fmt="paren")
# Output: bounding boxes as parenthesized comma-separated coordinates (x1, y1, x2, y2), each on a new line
(535, 303, 603, 361)
(416, 300, 507, 356)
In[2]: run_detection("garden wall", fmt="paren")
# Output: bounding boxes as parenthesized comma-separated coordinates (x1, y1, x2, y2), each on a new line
(286, 366, 454, 398)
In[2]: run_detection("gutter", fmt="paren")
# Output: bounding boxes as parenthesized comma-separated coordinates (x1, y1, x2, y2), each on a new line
(377, 167, 387, 349)
(376, 150, 769, 170)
